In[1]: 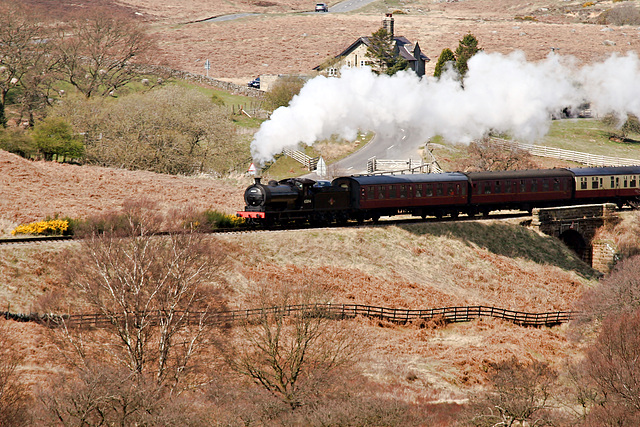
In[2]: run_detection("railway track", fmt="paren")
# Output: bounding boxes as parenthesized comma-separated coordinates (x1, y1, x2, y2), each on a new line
(0, 211, 532, 246)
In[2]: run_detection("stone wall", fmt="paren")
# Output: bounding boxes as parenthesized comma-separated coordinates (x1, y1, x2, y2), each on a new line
(134, 64, 264, 98)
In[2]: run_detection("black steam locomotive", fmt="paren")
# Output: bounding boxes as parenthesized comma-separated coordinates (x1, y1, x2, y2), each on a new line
(237, 166, 640, 227)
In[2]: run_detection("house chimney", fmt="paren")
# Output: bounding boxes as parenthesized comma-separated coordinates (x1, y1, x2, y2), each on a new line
(383, 13, 394, 37)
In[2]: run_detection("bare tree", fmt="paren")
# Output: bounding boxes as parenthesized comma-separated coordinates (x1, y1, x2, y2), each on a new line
(39, 362, 206, 427)
(467, 356, 559, 426)
(0, 322, 32, 426)
(60, 198, 228, 391)
(226, 282, 360, 410)
(463, 137, 536, 172)
(578, 310, 640, 426)
(55, 9, 151, 98)
(0, 1, 55, 127)
(575, 254, 640, 324)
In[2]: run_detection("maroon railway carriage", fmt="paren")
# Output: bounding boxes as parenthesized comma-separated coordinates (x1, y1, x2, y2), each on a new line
(465, 169, 574, 215)
(332, 173, 469, 221)
(567, 166, 640, 208)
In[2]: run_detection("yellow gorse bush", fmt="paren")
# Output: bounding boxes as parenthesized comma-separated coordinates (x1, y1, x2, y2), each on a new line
(11, 219, 69, 236)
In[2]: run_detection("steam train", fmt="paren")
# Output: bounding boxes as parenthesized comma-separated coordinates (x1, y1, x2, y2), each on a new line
(237, 166, 640, 227)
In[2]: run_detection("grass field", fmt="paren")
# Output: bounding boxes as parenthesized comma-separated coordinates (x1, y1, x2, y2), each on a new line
(540, 118, 640, 159)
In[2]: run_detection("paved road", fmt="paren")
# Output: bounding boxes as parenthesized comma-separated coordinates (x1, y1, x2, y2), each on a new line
(327, 0, 378, 13)
(203, 0, 378, 22)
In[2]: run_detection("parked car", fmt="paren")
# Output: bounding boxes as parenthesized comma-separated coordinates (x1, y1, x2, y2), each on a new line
(315, 3, 328, 12)
(248, 77, 260, 88)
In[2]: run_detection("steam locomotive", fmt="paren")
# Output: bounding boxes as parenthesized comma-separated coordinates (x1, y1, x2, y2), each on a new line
(237, 166, 640, 227)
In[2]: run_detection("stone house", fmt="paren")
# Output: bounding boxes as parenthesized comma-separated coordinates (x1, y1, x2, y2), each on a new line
(313, 13, 430, 77)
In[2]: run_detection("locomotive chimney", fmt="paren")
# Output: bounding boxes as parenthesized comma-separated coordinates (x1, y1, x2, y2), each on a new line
(255, 177, 261, 184)
(383, 13, 394, 37)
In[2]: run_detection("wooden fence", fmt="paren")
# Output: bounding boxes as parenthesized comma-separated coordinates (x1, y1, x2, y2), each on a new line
(283, 149, 319, 171)
(1, 304, 577, 329)
(491, 138, 640, 167)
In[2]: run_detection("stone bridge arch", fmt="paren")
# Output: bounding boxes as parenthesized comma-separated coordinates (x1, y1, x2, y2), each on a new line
(532, 203, 618, 269)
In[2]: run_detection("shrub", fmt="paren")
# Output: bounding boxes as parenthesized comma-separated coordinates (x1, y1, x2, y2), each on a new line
(199, 209, 245, 229)
(596, 3, 640, 25)
(583, 2, 595, 7)
(11, 218, 71, 236)
(0, 128, 37, 159)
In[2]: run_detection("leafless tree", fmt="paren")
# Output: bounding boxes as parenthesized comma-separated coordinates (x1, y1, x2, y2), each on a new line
(463, 137, 536, 172)
(59, 198, 228, 391)
(55, 9, 151, 98)
(576, 310, 640, 426)
(225, 281, 360, 410)
(39, 362, 207, 427)
(575, 254, 640, 324)
(0, 322, 32, 426)
(0, 1, 55, 127)
(467, 356, 559, 426)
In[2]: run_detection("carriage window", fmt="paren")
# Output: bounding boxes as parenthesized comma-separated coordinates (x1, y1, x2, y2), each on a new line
(378, 186, 385, 199)
(624, 177, 628, 188)
(520, 180, 526, 192)
(553, 179, 560, 191)
(447, 184, 454, 196)
(389, 185, 397, 199)
(408, 185, 413, 197)
(400, 185, 407, 198)
(416, 184, 423, 197)
(484, 182, 492, 194)
(580, 177, 587, 189)
(592, 178, 598, 189)
(461, 184, 467, 196)
(532, 179, 538, 192)
(542, 179, 549, 191)
(505, 180, 512, 193)
(495, 181, 501, 194)
(631, 176, 638, 187)
(426, 184, 433, 196)
(436, 183, 443, 196)
(456, 184, 461, 195)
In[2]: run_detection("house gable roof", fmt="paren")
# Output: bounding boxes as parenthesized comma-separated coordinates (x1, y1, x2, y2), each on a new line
(313, 35, 429, 70)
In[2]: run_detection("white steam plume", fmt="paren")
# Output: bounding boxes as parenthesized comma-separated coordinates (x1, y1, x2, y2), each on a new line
(251, 51, 640, 165)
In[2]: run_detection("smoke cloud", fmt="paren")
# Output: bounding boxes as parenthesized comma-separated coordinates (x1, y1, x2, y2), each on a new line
(250, 51, 640, 165)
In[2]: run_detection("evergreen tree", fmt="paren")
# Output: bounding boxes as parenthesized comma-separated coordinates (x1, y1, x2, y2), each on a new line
(455, 33, 481, 77)
(433, 48, 456, 78)
(365, 28, 408, 75)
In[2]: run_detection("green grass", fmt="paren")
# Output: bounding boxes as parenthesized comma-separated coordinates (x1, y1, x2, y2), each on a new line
(539, 119, 640, 159)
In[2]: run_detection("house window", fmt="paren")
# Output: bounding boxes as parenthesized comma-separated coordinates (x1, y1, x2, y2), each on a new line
(346, 60, 351, 67)
(328, 68, 337, 76)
